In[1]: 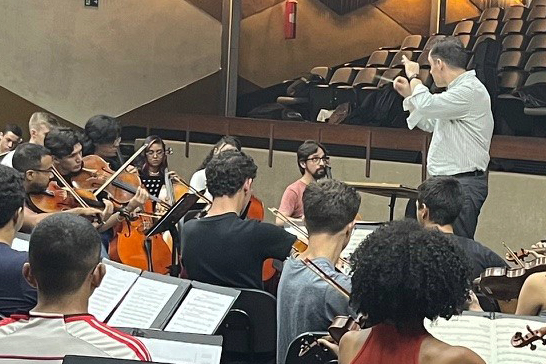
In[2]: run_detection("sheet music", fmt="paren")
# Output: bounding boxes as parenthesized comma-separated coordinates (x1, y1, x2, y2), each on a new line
(140, 337, 222, 364)
(284, 224, 307, 242)
(495, 317, 546, 364)
(11, 234, 30, 252)
(107, 277, 179, 329)
(425, 316, 493, 363)
(165, 288, 236, 334)
(88, 263, 140, 322)
(341, 227, 376, 260)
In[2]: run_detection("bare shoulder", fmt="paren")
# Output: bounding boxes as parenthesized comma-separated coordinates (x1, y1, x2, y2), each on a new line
(421, 337, 485, 364)
(338, 329, 371, 364)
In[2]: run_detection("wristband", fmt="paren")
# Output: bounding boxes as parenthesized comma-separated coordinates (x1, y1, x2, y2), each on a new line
(408, 74, 419, 82)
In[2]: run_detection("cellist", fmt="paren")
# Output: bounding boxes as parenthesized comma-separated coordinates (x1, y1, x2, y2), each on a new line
(135, 135, 169, 198)
(276, 179, 360, 364)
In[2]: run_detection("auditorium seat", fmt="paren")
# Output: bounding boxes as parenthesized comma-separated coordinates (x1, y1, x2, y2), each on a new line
(475, 20, 500, 36)
(277, 66, 333, 107)
(526, 5, 546, 22)
(473, 34, 497, 51)
(500, 19, 525, 37)
(422, 35, 447, 50)
(309, 67, 360, 119)
(419, 68, 434, 87)
(377, 69, 403, 87)
(502, 6, 528, 22)
(526, 34, 546, 52)
(453, 20, 476, 36)
(417, 49, 432, 68)
(366, 50, 394, 68)
(497, 51, 525, 71)
(380, 35, 425, 51)
(333, 68, 381, 108)
(455, 34, 473, 49)
(498, 70, 527, 93)
(524, 51, 546, 71)
(478, 7, 503, 23)
(521, 71, 546, 116)
(531, 0, 546, 7)
(390, 50, 417, 68)
(526, 19, 546, 37)
(502, 34, 526, 51)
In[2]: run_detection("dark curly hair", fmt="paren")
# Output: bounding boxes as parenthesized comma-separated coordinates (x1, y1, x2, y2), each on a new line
(44, 128, 81, 159)
(82, 115, 121, 155)
(205, 150, 257, 198)
(350, 219, 471, 327)
(303, 179, 361, 235)
(198, 136, 242, 171)
(0, 165, 25, 228)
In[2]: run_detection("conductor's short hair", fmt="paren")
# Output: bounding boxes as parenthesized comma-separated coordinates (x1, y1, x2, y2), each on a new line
(430, 36, 468, 70)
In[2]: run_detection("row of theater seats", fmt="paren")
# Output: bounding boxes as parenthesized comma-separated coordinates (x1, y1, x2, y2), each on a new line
(277, 5, 546, 136)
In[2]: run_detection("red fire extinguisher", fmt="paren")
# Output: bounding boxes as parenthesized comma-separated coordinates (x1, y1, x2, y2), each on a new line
(285, 0, 297, 39)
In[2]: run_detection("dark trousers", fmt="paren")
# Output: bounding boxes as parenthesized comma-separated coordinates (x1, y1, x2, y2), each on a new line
(451, 172, 489, 240)
(405, 172, 488, 240)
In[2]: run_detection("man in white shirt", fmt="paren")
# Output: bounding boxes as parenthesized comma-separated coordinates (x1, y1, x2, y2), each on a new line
(1, 112, 58, 168)
(394, 37, 494, 239)
(0, 214, 151, 362)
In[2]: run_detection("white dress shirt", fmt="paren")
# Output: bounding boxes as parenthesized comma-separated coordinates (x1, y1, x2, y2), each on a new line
(403, 70, 494, 176)
(0, 151, 14, 168)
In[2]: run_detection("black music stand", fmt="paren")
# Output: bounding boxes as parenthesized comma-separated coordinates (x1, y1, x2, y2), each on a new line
(344, 182, 418, 221)
(145, 193, 200, 277)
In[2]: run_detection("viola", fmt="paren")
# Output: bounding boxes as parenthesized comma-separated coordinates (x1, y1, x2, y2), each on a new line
(28, 181, 106, 213)
(511, 325, 546, 350)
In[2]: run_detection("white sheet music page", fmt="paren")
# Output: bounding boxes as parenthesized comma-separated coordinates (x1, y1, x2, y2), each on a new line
(425, 315, 493, 364)
(140, 337, 222, 364)
(165, 288, 235, 335)
(341, 227, 376, 260)
(107, 277, 178, 329)
(88, 263, 140, 322)
(495, 317, 546, 364)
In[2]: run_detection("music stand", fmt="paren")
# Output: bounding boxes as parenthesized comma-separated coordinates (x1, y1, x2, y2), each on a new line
(344, 182, 418, 221)
(145, 193, 200, 276)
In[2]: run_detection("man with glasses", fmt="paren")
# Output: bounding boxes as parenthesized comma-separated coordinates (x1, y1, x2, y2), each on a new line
(276, 140, 330, 226)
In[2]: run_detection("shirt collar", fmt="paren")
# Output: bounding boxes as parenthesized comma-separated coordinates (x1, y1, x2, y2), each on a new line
(448, 70, 475, 90)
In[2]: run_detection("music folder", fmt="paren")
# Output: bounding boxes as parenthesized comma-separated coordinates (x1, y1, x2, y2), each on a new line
(105, 270, 191, 330)
(118, 328, 223, 364)
(164, 281, 240, 335)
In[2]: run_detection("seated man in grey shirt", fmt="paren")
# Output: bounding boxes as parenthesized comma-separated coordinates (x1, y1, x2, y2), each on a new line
(276, 179, 361, 364)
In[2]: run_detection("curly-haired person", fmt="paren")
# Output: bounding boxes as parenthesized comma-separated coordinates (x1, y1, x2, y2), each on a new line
(338, 219, 485, 364)
(181, 150, 297, 290)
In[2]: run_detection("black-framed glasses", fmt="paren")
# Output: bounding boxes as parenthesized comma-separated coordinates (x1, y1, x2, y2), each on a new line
(305, 156, 330, 165)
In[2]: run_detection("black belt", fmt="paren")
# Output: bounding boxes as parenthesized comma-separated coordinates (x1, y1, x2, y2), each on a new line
(452, 170, 485, 178)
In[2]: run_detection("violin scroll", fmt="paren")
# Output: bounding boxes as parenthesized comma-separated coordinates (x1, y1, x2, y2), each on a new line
(511, 325, 546, 350)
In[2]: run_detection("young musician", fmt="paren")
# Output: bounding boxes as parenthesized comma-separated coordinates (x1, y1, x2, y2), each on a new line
(137, 135, 169, 197)
(1, 112, 59, 168)
(181, 150, 297, 289)
(189, 135, 241, 196)
(337, 220, 484, 364)
(0, 123, 23, 154)
(276, 179, 360, 363)
(0, 214, 151, 361)
(416, 176, 506, 280)
(81, 114, 123, 170)
(12, 143, 111, 234)
(276, 140, 330, 226)
(394, 37, 493, 240)
(0, 165, 37, 316)
(515, 272, 546, 316)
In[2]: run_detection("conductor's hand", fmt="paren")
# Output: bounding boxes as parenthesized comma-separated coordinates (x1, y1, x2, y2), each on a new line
(402, 55, 420, 79)
(394, 76, 412, 98)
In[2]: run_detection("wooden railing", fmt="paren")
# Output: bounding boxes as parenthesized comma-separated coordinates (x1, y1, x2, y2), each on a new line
(123, 114, 546, 181)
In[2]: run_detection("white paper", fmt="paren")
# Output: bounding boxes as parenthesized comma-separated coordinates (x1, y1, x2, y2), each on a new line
(140, 337, 222, 364)
(88, 264, 140, 322)
(341, 227, 376, 260)
(284, 224, 308, 243)
(425, 316, 493, 363)
(165, 288, 235, 335)
(495, 317, 546, 364)
(11, 236, 29, 252)
(107, 277, 179, 329)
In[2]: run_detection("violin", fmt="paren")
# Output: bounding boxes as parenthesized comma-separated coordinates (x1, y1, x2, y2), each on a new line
(301, 258, 364, 343)
(511, 325, 546, 350)
(505, 248, 546, 263)
(28, 181, 106, 213)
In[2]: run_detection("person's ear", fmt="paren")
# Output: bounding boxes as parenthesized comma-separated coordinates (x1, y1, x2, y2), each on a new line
(91, 263, 106, 289)
(14, 207, 24, 231)
(25, 170, 35, 181)
(243, 178, 253, 194)
(23, 263, 37, 288)
(419, 202, 429, 221)
(346, 220, 357, 239)
(30, 128, 37, 138)
(299, 160, 306, 170)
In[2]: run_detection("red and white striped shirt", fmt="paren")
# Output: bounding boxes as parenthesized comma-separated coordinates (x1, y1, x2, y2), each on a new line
(0, 312, 151, 363)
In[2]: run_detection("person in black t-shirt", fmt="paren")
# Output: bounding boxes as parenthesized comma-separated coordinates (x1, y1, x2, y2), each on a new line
(416, 176, 507, 280)
(181, 150, 297, 290)
(81, 115, 123, 171)
(0, 165, 37, 316)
